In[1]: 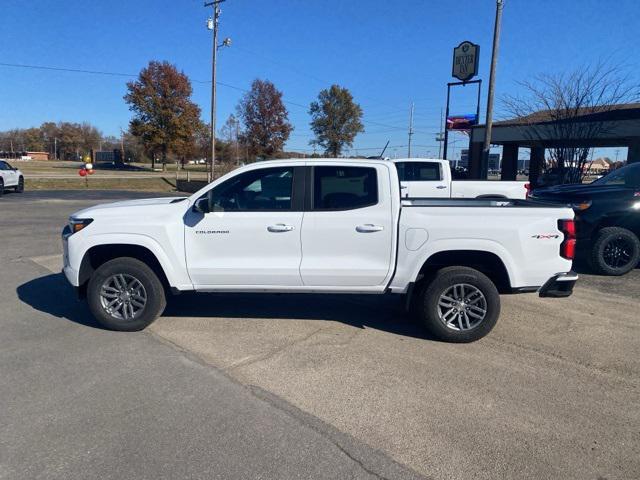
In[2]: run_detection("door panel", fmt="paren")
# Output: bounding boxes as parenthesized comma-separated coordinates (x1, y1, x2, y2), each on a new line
(184, 166, 304, 287)
(0, 162, 17, 187)
(300, 165, 394, 287)
(185, 210, 303, 286)
(397, 161, 449, 198)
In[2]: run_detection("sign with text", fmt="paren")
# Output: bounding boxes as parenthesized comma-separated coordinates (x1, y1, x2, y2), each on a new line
(452, 41, 479, 82)
(446, 114, 478, 131)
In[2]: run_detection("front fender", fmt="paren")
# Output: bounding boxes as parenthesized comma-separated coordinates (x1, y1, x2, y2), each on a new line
(68, 232, 192, 290)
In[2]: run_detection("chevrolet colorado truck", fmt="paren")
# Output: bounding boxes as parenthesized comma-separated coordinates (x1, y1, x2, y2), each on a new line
(0, 160, 25, 196)
(62, 159, 577, 342)
(393, 158, 529, 199)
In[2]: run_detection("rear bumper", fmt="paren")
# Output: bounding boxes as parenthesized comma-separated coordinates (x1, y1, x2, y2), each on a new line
(538, 271, 578, 298)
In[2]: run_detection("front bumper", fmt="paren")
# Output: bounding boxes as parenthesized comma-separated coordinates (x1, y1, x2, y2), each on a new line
(538, 271, 578, 298)
(61, 225, 80, 287)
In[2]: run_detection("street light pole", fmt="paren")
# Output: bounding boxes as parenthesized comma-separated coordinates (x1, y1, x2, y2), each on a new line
(205, 0, 226, 183)
(482, 0, 504, 179)
(407, 102, 414, 158)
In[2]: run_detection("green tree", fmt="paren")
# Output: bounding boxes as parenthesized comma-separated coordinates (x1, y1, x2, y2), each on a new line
(237, 79, 292, 159)
(309, 85, 364, 157)
(124, 60, 203, 168)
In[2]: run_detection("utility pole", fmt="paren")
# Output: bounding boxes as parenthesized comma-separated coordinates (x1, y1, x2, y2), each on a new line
(235, 119, 239, 165)
(119, 127, 125, 164)
(481, 0, 504, 179)
(437, 108, 444, 158)
(204, 0, 227, 182)
(407, 102, 414, 158)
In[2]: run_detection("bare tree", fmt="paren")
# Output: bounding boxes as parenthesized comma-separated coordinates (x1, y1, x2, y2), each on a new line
(503, 62, 640, 184)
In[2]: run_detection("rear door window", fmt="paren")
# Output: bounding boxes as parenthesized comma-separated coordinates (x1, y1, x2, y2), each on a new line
(412, 162, 441, 181)
(312, 166, 378, 210)
(394, 162, 441, 181)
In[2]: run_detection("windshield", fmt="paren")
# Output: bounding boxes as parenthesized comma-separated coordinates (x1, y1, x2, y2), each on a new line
(592, 163, 640, 187)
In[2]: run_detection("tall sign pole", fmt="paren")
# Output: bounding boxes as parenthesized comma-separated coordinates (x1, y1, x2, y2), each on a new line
(205, 0, 226, 183)
(482, 0, 504, 179)
(446, 40, 480, 161)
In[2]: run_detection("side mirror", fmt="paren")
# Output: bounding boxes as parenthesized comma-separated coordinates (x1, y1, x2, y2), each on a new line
(193, 196, 210, 214)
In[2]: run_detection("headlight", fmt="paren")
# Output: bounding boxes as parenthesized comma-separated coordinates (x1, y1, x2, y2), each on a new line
(571, 200, 592, 211)
(69, 217, 93, 234)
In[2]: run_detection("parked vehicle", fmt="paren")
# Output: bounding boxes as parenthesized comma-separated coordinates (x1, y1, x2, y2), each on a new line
(392, 159, 529, 199)
(530, 162, 640, 275)
(62, 159, 576, 342)
(0, 160, 25, 196)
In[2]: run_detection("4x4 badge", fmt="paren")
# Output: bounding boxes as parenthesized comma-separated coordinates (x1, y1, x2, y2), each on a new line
(532, 234, 560, 239)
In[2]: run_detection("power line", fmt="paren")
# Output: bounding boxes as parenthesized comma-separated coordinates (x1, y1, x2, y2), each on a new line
(0, 61, 438, 150)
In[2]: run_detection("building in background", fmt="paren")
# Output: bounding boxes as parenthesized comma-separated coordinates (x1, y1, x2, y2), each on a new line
(588, 157, 612, 174)
(0, 151, 49, 160)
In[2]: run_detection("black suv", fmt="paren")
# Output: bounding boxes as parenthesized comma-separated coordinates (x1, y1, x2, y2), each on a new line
(531, 162, 640, 275)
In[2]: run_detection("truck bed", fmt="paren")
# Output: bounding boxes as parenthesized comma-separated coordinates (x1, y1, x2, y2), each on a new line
(390, 198, 575, 292)
(401, 198, 568, 208)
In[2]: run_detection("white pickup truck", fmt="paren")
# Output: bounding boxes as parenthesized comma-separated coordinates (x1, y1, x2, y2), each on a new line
(393, 158, 529, 199)
(0, 160, 25, 196)
(62, 159, 577, 342)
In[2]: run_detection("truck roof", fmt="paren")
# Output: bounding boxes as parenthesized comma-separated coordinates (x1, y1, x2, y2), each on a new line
(249, 158, 394, 166)
(391, 158, 448, 163)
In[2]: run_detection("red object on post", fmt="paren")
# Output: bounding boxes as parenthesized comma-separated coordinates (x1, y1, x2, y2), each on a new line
(88, 169, 95, 175)
(79, 169, 87, 177)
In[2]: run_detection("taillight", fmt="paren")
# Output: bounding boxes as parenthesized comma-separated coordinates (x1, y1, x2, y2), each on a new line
(524, 182, 531, 198)
(558, 219, 576, 260)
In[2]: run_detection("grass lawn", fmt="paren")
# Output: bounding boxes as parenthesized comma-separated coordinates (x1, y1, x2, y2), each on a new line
(25, 177, 177, 192)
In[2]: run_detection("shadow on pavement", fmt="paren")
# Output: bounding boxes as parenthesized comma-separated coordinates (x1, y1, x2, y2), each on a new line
(165, 291, 429, 339)
(17, 273, 428, 340)
(572, 256, 640, 275)
(16, 273, 99, 328)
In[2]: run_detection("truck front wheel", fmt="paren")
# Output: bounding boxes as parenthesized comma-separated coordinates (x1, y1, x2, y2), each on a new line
(87, 257, 166, 331)
(413, 266, 500, 343)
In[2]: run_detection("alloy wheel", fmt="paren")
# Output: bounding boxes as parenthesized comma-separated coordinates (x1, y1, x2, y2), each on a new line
(603, 236, 633, 269)
(437, 283, 487, 331)
(99, 274, 148, 321)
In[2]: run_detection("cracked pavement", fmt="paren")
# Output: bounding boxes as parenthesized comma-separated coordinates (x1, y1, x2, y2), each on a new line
(3, 190, 639, 480)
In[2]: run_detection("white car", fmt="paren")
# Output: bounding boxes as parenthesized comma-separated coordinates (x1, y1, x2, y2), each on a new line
(62, 159, 576, 342)
(393, 158, 529, 199)
(0, 160, 25, 196)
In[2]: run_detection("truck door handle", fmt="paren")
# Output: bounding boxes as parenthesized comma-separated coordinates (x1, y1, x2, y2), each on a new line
(356, 224, 384, 233)
(400, 185, 408, 189)
(267, 223, 295, 232)
(436, 185, 448, 189)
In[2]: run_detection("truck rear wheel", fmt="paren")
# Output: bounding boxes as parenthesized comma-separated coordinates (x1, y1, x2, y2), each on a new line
(87, 257, 166, 331)
(413, 266, 500, 343)
(589, 227, 640, 276)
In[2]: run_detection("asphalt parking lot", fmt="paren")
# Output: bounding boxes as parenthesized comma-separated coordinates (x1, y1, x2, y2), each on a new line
(2, 190, 639, 480)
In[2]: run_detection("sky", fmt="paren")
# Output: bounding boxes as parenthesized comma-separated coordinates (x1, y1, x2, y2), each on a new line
(1, 0, 638, 161)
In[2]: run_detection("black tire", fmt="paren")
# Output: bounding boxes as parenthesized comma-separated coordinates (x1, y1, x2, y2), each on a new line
(589, 227, 640, 276)
(0, 179, 4, 197)
(15, 176, 24, 193)
(87, 257, 166, 331)
(412, 266, 500, 343)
